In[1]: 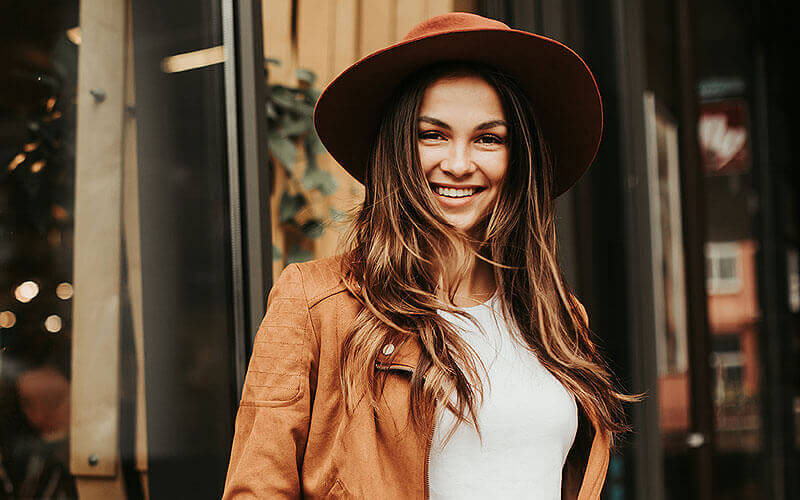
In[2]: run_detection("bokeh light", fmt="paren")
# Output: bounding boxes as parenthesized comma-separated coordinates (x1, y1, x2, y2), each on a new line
(56, 282, 74, 300)
(0, 311, 16, 328)
(45, 315, 62, 333)
(15, 281, 40, 303)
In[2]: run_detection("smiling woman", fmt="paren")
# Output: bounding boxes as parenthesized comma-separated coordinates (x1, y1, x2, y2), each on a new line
(417, 72, 508, 237)
(223, 12, 643, 500)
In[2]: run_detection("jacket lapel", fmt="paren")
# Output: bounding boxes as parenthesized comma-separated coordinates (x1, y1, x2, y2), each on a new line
(374, 334, 422, 373)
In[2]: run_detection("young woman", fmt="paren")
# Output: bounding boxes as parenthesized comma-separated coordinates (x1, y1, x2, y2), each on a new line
(223, 12, 641, 499)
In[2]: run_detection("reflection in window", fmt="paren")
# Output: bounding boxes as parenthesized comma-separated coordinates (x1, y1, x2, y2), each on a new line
(1, 2, 79, 498)
(706, 242, 742, 295)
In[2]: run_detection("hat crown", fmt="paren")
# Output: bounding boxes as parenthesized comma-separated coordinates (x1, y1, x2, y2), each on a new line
(402, 12, 510, 41)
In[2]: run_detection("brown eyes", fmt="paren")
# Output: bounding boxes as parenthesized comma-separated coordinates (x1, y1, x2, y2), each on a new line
(419, 131, 445, 141)
(476, 134, 505, 145)
(418, 131, 506, 145)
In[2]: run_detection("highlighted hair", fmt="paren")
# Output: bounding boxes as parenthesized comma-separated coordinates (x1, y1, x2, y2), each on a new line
(334, 62, 644, 454)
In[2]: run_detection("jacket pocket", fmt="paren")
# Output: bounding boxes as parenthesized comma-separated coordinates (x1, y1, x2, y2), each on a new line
(242, 339, 306, 404)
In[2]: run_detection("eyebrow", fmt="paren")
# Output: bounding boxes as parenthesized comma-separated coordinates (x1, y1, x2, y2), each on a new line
(418, 116, 508, 131)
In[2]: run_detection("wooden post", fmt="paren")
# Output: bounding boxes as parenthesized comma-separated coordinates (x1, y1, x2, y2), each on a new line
(70, 0, 128, 497)
(120, 0, 148, 496)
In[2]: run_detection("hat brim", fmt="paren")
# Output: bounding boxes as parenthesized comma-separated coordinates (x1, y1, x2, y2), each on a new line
(313, 28, 603, 198)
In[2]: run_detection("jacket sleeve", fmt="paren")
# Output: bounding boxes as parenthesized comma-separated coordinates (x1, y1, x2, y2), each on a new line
(222, 263, 317, 499)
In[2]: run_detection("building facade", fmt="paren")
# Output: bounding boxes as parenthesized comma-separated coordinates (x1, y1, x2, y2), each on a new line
(0, 0, 797, 498)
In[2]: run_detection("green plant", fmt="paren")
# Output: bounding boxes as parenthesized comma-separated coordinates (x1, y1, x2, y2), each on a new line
(266, 66, 340, 264)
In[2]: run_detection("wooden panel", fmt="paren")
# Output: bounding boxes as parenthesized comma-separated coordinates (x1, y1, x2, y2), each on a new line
(120, 0, 147, 477)
(360, 0, 395, 56)
(75, 461, 126, 500)
(262, 0, 294, 84)
(297, 0, 334, 84)
(70, 0, 126, 479)
(332, 0, 359, 76)
(453, 0, 478, 13)
(271, 153, 287, 284)
(293, 0, 358, 259)
(265, 0, 294, 274)
(426, 0, 454, 18)
(396, 0, 427, 38)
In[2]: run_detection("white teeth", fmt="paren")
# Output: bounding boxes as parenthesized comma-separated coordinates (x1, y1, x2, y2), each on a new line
(435, 186, 478, 197)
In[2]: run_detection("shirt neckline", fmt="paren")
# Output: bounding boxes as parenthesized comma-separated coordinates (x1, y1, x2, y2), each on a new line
(440, 290, 499, 312)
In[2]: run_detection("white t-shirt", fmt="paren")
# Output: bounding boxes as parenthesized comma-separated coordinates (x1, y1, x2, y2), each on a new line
(429, 292, 578, 499)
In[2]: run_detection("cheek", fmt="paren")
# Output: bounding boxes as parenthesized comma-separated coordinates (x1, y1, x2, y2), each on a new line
(483, 151, 509, 185)
(417, 147, 439, 175)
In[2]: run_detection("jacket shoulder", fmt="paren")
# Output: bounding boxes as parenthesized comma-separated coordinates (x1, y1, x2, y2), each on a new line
(292, 254, 350, 307)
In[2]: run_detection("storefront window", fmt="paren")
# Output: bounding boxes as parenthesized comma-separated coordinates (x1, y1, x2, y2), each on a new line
(2, 0, 241, 497)
(1, 2, 80, 497)
(699, 85, 763, 498)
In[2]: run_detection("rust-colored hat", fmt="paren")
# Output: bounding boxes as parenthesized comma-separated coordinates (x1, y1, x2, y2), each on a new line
(313, 12, 602, 198)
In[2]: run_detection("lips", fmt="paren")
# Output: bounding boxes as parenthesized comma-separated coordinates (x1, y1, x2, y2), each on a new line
(429, 183, 487, 208)
(429, 182, 487, 197)
(429, 182, 486, 190)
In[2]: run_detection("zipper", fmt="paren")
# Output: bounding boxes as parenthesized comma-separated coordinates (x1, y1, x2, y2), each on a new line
(424, 413, 435, 499)
(374, 361, 433, 498)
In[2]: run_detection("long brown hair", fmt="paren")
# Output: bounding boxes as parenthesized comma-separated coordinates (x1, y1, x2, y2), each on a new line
(336, 62, 643, 451)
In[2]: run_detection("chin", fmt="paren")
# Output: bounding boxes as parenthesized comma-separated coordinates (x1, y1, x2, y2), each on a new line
(451, 222, 480, 236)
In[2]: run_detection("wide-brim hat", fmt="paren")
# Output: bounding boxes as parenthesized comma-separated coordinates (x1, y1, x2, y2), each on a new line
(313, 12, 602, 198)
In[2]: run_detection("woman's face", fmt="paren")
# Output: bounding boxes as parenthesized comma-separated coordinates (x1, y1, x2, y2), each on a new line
(417, 74, 508, 237)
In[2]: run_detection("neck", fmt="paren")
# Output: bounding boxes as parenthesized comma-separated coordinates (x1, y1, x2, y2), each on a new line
(440, 241, 496, 308)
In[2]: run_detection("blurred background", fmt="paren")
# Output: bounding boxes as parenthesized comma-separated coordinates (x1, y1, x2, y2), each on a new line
(0, 0, 798, 498)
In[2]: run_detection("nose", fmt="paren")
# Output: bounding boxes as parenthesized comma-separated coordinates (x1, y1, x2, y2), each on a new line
(440, 141, 474, 178)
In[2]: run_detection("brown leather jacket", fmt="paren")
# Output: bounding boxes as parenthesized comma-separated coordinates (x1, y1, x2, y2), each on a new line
(222, 255, 611, 499)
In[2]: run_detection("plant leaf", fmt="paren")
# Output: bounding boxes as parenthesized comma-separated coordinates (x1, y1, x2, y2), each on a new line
(302, 166, 338, 195)
(300, 219, 324, 239)
(278, 191, 307, 223)
(271, 243, 282, 260)
(295, 68, 317, 86)
(267, 132, 297, 171)
(307, 128, 327, 156)
(329, 206, 346, 222)
(281, 118, 311, 138)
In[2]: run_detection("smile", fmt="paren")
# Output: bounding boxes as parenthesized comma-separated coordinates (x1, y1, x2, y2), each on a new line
(430, 183, 487, 199)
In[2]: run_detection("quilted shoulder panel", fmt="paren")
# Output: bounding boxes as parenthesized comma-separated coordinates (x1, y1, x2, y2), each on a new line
(243, 263, 314, 405)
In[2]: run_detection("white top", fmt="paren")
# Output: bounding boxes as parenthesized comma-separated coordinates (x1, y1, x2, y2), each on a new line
(428, 292, 578, 499)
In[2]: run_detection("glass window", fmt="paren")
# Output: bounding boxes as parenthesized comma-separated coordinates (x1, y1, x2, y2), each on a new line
(1, 2, 80, 498)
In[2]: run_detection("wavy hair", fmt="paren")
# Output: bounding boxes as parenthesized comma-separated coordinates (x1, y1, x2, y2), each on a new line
(335, 62, 643, 452)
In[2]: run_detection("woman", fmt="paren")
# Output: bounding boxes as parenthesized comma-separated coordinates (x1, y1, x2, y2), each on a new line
(223, 12, 641, 499)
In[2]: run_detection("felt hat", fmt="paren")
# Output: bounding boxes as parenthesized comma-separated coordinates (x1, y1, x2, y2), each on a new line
(313, 12, 602, 197)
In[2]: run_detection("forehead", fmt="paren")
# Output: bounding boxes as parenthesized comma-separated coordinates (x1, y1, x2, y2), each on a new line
(418, 74, 505, 122)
